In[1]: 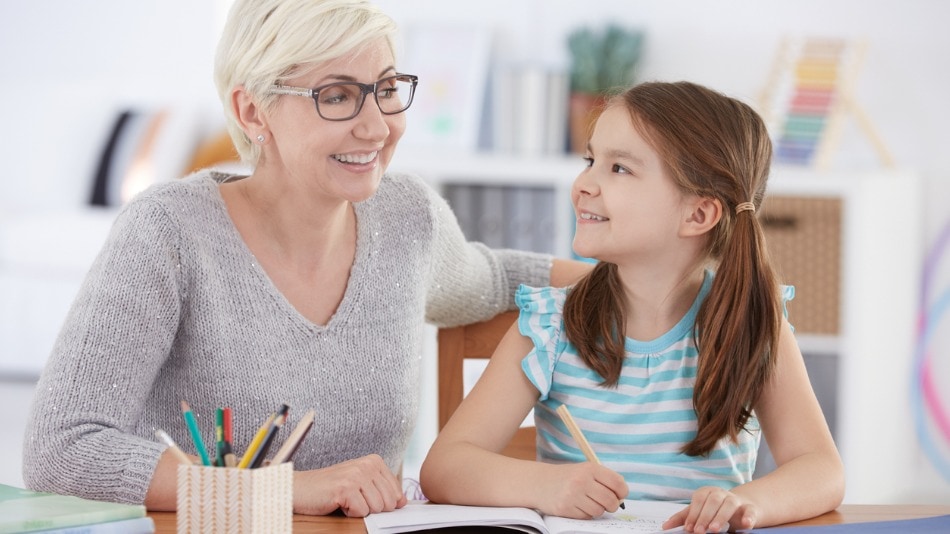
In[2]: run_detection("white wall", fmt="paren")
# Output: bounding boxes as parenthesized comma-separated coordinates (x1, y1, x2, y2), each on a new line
(1, 0, 948, 504)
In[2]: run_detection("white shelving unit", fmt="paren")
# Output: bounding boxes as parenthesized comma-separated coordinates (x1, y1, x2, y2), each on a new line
(392, 151, 925, 503)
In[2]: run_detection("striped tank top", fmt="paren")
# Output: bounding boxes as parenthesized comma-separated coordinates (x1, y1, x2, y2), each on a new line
(517, 271, 794, 502)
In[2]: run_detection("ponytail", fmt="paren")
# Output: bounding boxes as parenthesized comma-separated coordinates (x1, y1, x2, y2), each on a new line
(563, 262, 627, 387)
(685, 203, 781, 456)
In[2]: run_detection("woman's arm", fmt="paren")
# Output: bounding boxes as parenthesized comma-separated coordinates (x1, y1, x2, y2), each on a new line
(420, 323, 627, 518)
(665, 320, 845, 533)
(422, 178, 580, 326)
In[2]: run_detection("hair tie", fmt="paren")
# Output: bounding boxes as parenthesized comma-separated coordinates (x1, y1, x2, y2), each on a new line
(736, 201, 756, 214)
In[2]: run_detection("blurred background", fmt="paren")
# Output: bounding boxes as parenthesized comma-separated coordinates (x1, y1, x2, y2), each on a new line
(1, 0, 947, 505)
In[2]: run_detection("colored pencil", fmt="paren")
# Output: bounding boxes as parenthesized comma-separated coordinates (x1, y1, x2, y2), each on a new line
(249, 411, 288, 469)
(180, 400, 212, 466)
(237, 413, 276, 469)
(223, 407, 237, 467)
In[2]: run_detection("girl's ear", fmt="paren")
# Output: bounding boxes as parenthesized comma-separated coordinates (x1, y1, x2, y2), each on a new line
(232, 85, 268, 140)
(682, 196, 722, 237)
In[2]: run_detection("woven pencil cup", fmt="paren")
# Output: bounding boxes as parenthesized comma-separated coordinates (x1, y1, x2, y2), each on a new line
(176, 462, 293, 533)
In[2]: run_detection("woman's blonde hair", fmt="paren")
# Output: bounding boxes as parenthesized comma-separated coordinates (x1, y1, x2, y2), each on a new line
(213, 0, 398, 164)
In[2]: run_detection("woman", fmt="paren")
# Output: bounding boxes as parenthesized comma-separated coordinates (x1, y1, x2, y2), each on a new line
(22, 0, 587, 517)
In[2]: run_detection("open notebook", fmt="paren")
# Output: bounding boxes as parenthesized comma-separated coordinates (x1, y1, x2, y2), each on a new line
(364, 499, 690, 534)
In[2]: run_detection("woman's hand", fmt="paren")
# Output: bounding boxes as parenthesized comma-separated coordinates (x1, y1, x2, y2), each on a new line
(293, 454, 407, 517)
(662, 486, 758, 533)
(535, 462, 628, 519)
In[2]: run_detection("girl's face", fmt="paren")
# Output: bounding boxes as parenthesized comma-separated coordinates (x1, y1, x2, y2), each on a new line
(571, 105, 692, 265)
(262, 38, 406, 204)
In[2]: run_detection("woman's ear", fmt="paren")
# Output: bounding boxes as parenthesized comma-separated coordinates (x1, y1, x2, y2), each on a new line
(681, 196, 722, 237)
(231, 85, 268, 140)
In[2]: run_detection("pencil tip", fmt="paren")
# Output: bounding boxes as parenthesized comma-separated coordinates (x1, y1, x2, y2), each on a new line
(180, 400, 190, 411)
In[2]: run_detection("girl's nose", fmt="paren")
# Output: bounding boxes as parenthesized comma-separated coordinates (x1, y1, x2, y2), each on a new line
(572, 168, 598, 197)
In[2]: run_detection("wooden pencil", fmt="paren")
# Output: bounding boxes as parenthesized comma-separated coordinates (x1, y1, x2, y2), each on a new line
(555, 404, 625, 510)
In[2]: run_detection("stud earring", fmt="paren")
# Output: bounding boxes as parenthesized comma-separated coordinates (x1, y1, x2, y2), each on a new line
(256, 134, 265, 143)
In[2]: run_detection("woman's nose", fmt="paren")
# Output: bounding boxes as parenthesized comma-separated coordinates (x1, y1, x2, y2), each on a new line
(353, 98, 391, 140)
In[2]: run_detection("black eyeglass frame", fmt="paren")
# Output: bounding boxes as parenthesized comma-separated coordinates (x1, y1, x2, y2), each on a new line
(268, 73, 419, 121)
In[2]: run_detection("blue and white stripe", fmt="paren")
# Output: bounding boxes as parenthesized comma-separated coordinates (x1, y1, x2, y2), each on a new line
(515, 272, 782, 502)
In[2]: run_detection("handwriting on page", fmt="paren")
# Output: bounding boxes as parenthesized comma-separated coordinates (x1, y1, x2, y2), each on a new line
(542, 500, 689, 534)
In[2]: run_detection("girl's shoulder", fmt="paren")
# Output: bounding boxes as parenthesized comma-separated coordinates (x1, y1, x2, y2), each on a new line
(514, 284, 570, 350)
(515, 284, 569, 314)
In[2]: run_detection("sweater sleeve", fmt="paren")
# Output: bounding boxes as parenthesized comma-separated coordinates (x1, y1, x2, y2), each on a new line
(22, 198, 183, 504)
(421, 179, 553, 327)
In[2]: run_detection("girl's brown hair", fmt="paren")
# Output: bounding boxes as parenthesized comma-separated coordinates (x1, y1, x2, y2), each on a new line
(563, 81, 781, 457)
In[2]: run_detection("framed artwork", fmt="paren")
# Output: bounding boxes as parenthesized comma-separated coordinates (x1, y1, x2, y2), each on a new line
(398, 25, 492, 152)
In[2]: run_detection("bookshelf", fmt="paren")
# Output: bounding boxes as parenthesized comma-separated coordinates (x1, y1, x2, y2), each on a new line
(391, 150, 923, 503)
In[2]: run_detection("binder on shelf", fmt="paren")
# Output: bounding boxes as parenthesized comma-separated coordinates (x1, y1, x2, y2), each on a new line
(443, 184, 478, 242)
(488, 62, 570, 156)
(475, 185, 507, 249)
(504, 186, 537, 252)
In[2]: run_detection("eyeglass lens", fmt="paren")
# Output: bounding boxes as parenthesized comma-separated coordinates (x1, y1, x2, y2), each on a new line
(316, 76, 415, 120)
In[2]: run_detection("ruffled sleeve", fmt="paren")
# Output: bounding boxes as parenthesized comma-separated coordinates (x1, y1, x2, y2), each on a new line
(781, 284, 796, 331)
(515, 284, 569, 401)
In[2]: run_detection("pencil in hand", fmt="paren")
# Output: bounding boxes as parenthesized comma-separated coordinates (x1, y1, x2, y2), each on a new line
(556, 404, 626, 510)
(180, 400, 212, 466)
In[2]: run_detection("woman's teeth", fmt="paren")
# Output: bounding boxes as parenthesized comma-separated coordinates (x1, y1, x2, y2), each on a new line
(333, 151, 377, 164)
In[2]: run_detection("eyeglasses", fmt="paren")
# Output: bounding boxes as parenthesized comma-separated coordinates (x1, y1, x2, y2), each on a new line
(268, 73, 418, 121)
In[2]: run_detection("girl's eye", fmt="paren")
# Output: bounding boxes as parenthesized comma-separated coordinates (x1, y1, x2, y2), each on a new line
(582, 156, 594, 168)
(612, 163, 630, 174)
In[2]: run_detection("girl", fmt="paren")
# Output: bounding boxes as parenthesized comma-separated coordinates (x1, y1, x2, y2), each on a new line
(420, 81, 844, 533)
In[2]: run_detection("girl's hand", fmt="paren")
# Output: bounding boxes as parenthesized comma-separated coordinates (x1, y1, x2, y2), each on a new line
(536, 462, 628, 519)
(662, 486, 757, 533)
(292, 454, 407, 517)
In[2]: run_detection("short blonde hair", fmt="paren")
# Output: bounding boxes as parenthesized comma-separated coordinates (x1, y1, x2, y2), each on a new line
(214, 0, 398, 164)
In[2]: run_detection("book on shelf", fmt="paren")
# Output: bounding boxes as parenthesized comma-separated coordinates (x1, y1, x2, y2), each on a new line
(442, 183, 558, 255)
(0, 484, 151, 534)
(363, 499, 687, 534)
(490, 62, 570, 156)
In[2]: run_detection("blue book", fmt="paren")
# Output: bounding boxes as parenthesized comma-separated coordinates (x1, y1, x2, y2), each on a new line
(0, 484, 148, 534)
(30, 517, 154, 534)
(746, 514, 950, 533)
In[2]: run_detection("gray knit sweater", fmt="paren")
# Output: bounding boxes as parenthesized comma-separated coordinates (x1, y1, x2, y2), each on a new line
(22, 171, 551, 504)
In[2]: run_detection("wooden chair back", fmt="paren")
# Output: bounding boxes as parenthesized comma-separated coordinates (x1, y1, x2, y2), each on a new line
(437, 310, 536, 460)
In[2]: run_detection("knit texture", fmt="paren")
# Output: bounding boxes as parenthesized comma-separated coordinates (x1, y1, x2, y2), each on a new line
(22, 171, 551, 504)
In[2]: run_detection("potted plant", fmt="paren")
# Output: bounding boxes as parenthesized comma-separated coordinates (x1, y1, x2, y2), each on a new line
(567, 25, 645, 152)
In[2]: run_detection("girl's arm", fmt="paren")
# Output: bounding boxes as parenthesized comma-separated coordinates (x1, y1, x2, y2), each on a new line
(666, 320, 845, 533)
(420, 323, 627, 519)
(551, 258, 594, 287)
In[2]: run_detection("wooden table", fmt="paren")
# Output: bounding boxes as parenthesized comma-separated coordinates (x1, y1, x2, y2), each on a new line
(148, 504, 950, 532)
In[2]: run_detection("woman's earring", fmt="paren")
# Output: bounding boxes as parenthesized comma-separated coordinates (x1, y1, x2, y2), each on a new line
(256, 134, 266, 144)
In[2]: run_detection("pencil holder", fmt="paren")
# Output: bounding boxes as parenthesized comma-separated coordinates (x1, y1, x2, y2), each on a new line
(176, 462, 293, 533)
